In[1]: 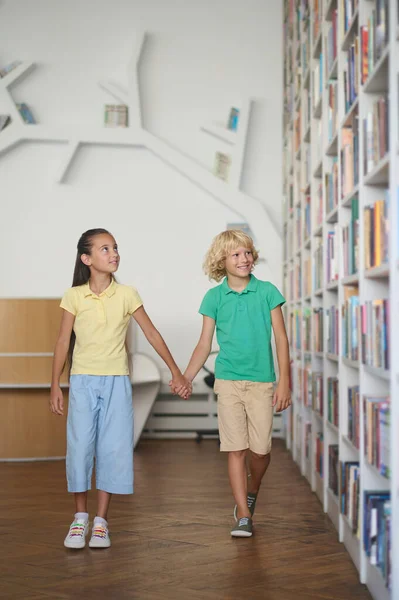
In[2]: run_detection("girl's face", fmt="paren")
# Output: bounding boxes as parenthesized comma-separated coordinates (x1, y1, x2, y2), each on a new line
(224, 246, 254, 279)
(82, 233, 120, 275)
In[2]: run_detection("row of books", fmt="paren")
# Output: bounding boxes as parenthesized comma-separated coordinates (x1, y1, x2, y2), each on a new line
(363, 95, 389, 176)
(342, 196, 359, 276)
(327, 377, 339, 428)
(361, 299, 390, 370)
(364, 396, 390, 478)
(364, 490, 391, 588)
(343, 36, 359, 114)
(294, 292, 389, 370)
(364, 193, 389, 270)
(360, 0, 389, 86)
(339, 460, 360, 536)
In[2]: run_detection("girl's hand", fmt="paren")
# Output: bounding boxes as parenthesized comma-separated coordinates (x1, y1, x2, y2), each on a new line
(169, 374, 192, 400)
(273, 380, 291, 413)
(50, 386, 64, 416)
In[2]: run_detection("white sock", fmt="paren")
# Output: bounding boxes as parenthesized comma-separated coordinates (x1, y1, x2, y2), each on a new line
(93, 516, 108, 527)
(75, 512, 89, 522)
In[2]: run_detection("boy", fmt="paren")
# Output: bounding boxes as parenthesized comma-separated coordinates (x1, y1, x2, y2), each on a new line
(179, 230, 291, 537)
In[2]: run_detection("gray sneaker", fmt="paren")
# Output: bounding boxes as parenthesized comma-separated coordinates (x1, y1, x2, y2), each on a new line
(233, 492, 258, 521)
(231, 517, 253, 537)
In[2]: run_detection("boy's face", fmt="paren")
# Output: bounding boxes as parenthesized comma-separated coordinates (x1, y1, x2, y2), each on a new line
(224, 246, 254, 279)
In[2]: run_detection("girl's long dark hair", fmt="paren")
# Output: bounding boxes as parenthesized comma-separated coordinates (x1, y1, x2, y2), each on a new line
(66, 228, 112, 373)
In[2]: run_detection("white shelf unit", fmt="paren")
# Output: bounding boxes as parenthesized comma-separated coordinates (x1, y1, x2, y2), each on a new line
(282, 1, 398, 599)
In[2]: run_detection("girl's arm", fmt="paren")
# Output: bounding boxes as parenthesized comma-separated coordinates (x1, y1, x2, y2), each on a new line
(133, 306, 191, 396)
(184, 316, 215, 383)
(271, 305, 291, 413)
(50, 310, 75, 416)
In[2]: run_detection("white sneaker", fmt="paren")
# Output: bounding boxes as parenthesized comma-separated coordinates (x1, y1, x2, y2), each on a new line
(89, 522, 111, 548)
(64, 518, 89, 549)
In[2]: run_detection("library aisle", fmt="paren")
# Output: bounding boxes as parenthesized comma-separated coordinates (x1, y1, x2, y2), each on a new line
(0, 439, 372, 599)
(283, 1, 398, 600)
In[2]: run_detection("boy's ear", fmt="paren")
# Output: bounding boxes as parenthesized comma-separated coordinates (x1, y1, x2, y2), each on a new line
(81, 254, 91, 266)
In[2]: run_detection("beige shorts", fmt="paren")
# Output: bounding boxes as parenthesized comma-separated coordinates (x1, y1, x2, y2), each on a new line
(214, 379, 274, 455)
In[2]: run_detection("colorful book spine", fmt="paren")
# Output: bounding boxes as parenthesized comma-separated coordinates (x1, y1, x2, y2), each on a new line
(363, 396, 390, 478)
(327, 377, 339, 427)
(361, 299, 390, 370)
(312, 372, 323, 415)
(339, 460, 360, 536)
(347, 385, 360, 448)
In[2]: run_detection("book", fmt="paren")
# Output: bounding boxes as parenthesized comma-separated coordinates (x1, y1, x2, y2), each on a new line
(0, 115, 11, 132)
(227, 107, 240, 131)
(0, 60, 22, 78)
(16, 103, 35, 124)
(214, 152, 231, 181)
(104, 104, 128, 128)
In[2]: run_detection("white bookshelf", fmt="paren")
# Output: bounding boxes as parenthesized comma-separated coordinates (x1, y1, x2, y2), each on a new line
(283, 1, 397, 599)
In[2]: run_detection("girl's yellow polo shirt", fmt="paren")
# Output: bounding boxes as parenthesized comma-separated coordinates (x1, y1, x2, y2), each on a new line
(60, 280, 143, 375)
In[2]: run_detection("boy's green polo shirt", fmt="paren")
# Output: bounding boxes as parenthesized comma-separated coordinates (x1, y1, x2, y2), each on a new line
(199, 275, 285, 382)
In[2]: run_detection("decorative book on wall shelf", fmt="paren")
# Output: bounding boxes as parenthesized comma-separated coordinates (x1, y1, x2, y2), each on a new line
(282, 0, 398, 596)
(0, 60, 22, 78)
(213, 151, 231, 181)
(104, 104, 128, 128)
(17, 103, 35, 124)
(0, 115, 11, 131)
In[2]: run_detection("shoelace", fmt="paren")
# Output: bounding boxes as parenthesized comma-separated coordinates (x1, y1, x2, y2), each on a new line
(248, 496, 255, 509)
(92, 525, 108, 539)
(68, 522, 86, 538)
(238, 517, 250, 527)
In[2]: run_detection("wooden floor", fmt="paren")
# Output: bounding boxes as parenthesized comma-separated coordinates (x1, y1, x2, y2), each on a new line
(0, 439, 372, 600)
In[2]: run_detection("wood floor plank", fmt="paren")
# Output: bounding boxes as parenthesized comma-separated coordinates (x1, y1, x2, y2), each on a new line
(0, 439, 372, 599)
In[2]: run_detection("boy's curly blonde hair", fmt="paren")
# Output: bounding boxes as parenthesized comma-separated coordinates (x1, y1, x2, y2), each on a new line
(203, 229, 259, 282)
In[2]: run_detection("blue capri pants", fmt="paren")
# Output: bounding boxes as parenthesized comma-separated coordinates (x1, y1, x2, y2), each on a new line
(66, 375, 134, 494)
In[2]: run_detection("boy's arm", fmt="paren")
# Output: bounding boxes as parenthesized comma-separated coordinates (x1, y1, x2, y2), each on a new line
(184, 316, 216, 383)
(132, 306, 191, 397)
(271, 306, 291, 413)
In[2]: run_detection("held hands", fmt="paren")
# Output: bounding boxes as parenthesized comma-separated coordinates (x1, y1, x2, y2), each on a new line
(50, 385, 64, 416)
(169, 373, 192, 400)
(273, 379, 292, 413)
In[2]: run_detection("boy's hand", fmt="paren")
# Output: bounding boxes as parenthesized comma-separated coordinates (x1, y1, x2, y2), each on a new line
(273, 380, 291, 413)
(169, 374, 192, 400)
(50, 385, 64, 416)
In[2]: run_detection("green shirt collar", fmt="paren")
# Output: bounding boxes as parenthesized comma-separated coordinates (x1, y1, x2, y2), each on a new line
(222, 274, 258, 295)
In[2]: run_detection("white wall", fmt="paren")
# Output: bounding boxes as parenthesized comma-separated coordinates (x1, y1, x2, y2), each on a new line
(0, 0, 283, 380)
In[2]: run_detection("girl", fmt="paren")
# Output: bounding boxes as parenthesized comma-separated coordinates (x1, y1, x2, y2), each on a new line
(50, 228, 190, 549)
